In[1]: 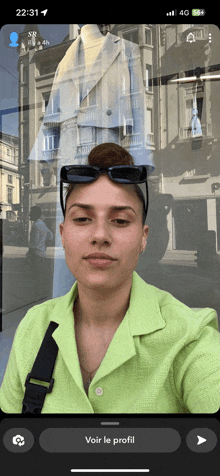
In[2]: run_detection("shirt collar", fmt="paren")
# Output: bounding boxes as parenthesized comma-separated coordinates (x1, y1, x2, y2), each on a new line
(127, 271, 166, 336)
(51, 270, 166, 337)
(50, 271, 166, 391)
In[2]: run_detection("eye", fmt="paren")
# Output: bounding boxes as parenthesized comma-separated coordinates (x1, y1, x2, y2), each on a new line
(73, 217, 91, 222)
(113, 219, 130, 225)
(72, 217, 130, 225)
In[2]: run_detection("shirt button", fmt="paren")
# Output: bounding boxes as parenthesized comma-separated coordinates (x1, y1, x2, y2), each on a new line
(95, 387, 103, 396)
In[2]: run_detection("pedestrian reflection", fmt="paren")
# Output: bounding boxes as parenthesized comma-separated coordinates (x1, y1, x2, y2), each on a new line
(145, 185, 174, 264)
(26, 206, 53, 293)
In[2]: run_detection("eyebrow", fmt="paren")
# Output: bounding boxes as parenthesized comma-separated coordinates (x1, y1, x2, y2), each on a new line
(67, 203, 136, 214)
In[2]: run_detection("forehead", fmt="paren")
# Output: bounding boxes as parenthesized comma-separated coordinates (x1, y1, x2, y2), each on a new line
(66, 175, 140, 210)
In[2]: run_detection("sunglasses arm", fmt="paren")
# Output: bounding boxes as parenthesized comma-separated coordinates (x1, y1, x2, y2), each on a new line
(60, 181, 65, 217)
(145, 180, 149, 219)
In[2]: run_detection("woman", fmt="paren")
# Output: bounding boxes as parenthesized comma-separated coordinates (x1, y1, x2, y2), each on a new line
(0, 143, 219, 414)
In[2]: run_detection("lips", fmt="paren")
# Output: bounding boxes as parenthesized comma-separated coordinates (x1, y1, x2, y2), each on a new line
(84, 253, 116, 260)
(85, 256, 116, 268)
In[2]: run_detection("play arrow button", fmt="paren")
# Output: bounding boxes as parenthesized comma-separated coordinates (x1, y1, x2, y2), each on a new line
(186, 429, 217, 452)
(197, 435, 207, 445)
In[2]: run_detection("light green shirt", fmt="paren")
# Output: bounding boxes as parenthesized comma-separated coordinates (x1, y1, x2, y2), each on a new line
(0, 271, 220, 413)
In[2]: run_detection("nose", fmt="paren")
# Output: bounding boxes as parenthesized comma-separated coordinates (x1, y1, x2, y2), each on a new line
(89, 218, 112, 246)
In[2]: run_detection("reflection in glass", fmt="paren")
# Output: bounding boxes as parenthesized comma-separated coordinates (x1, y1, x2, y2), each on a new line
(0, 25, 220, 412)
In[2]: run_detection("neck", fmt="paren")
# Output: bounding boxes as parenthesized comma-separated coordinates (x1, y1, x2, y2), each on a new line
(74, 276, 132, 329)
(80, 24, 103, 44)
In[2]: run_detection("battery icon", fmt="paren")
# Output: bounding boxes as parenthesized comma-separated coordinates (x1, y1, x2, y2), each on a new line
(192, 9, 206, 15)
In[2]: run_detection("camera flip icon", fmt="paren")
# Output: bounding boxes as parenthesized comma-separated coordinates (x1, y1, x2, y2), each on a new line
(12, 434, 25, 446)
(3, 428, 34, 453)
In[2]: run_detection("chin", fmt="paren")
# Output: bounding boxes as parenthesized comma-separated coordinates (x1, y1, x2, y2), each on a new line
(86, 272, 115, 285)
(70, 266, 112, 281)
(83, 270, 121, 290)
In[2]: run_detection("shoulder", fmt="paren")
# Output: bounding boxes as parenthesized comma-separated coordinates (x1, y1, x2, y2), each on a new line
(134, 272, 218, 337)
(155, 284, 218, 336)
(37, 219, 47, 229)
(14, 280, 76, 345)
(8, 295, 67, 383)
(13, 294, 68, 346)
(106, 33, 139, 56)
(53, 37, 79, 84)
(31, 219, 43, 229)
(119, 36, 140, 57)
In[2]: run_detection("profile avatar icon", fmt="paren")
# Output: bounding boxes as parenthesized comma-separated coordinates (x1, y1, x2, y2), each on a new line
(9, 31, 19, 47)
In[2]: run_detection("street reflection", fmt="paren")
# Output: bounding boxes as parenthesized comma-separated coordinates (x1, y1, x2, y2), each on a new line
(1, 23, 220, 385)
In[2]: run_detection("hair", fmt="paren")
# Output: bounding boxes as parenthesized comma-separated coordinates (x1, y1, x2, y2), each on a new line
(64, 143, 146, 226)
(30, 206, 42, 220)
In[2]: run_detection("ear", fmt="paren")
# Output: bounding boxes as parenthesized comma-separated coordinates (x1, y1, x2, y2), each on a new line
(59, 222, 65, 246)
(144, 225, 149, 237)
(142, 225, 149, 248)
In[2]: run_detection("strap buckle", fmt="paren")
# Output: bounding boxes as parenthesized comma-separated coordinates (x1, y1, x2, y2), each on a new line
(22, 401, 42, 414)
(25, 372, 54, 394)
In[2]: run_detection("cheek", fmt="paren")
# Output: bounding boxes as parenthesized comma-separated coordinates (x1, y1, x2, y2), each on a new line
(62, 226, 81, 251)
(62, 223, 142, 256)
(65, 231, 81, 248)
(121, 228, 142, 255)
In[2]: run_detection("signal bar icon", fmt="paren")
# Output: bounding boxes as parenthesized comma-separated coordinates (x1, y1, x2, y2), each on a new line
(166, 10, 177, 15)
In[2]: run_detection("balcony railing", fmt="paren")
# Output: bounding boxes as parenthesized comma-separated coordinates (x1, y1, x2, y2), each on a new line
(42, 149, 59, 161)
(122, 133, 142, 147)
(146, 132, 154, 145)
(76, 143, 97, 161)
(179, 123, 212, 140)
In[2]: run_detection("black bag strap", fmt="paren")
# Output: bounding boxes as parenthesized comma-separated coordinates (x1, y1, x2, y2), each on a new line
(22, 321, 59, 414)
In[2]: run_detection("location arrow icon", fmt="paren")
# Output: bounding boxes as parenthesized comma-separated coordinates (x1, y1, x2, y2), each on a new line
(197, 435, 207, 445)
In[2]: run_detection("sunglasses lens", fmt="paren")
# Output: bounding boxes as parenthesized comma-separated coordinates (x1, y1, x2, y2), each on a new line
(61, 165, 148, 184)
(65, 166, 97, 182)
(111, 166, 147, 183)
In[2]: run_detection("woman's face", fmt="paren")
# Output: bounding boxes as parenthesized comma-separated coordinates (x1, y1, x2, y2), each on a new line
(59, 175, 148, 291)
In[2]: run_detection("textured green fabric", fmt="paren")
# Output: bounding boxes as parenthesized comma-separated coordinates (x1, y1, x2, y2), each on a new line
(0, 271, 220, 413)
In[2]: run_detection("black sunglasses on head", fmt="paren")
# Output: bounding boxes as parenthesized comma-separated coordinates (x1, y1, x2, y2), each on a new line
(60, 165, 149, 218)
